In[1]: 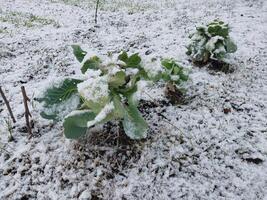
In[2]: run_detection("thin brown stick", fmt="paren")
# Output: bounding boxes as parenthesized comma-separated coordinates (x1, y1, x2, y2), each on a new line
(21, 86, 32, 135)
(0, 86, 16, 123)
(95, 0, 100, 24)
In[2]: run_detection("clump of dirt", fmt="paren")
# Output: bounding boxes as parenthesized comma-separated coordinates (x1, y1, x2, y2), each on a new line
(207, 60, 235, 73)
(189, 59, 235, 73)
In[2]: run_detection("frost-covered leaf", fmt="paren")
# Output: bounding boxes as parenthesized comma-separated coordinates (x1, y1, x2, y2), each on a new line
(112, 94, 125, 118)
(77, 76, 110, 113)
(71, 45, 87, 63)
(87, 102, 115, 128)
(81, 56, 101, 74)
(187, 20, 237, 63)
(108, 71, 126, 88)
(38, 78, 82, 106)
(206, 36, 224, 52)
(161, 59, 174, 70)
(225, 38, 237, 53)
(37, 78, 82, 120)
(63, 110, 96, 139)
(122, 96, 148, 139)
(160, 59, 189, 84)
(207, 20, 229, 38)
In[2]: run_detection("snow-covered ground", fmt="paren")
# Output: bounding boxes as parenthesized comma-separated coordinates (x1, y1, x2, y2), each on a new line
(0, 0, 267, 199)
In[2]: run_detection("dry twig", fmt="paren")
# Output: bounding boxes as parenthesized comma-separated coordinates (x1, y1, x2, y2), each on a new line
(21, 86, 32, 135)
(0, 86, 16, 123)
(95, 0, 100, 24)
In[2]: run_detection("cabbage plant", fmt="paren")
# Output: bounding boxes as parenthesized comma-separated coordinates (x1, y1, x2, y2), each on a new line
(37, 46, 189, 140)
(186, 20, 237, 64)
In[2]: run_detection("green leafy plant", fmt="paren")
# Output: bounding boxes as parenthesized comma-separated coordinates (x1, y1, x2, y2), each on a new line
(186, 20, 237, 64)
(38, 46, 189, 140)
(160, 59, 189, 84)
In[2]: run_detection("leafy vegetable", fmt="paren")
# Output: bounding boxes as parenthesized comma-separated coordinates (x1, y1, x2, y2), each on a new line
(186, 20, 237, 63)
(161, 59, 189, 84)
(38, 48, 189, 140)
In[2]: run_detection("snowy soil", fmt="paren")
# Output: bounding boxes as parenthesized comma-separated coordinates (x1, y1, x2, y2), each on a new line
(0, 0, 267, 199)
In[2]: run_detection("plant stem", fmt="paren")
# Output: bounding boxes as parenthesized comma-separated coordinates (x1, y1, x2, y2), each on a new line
(21, 86, 32, 135)
(95, 0, 100, 24)
(0, 86, 16, 123)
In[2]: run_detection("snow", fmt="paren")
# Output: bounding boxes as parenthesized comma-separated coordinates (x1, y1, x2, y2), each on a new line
(125, 68, 139, 76)
(87, 102, 114, 128)
(77, 75, 109, 104)
(143, 58, 163, 78)
(107, 65, 124, 76)
(206, 36, 224, 51)
(43, 94, 80, 120)
(0, 0, 267, 199)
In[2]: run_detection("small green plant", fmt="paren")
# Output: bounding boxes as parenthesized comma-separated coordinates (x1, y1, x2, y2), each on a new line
(160, 59, 189, 104)
(186, 20, 237, 64)
(37, 46, 189, 140)
(4, 118, 14, 142)
(160, 59, 189, 84)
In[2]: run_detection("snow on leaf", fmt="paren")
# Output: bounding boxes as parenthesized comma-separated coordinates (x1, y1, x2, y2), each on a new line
(87, 102, 115, 128)
(37, 78, 82, 121)
(122, 96, 148, 139)
(77, 75, 109, 112)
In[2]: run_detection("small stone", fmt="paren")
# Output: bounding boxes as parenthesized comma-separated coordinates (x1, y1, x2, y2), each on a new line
(4, 153, 10, 161)
(223, 108, 231, 114)
(79, 190, 91, 199)
(145, 49, 152, 55)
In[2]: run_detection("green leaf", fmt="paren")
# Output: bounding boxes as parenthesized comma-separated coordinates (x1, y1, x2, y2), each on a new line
(37, 78, 82, 120)
(127, 53, 141, 67)
(112, 94, 125, 118)
(225, 38, 237, 53)
(207, 22, 229, 38)
(81, 56, 101, 74)
(118, 52, 141, 68)
(179, 73, 189, 82)
(161, 59, 174, 70)
(122, 96, 148, 139)
(37, 78, 82, 106)
(63, 110, 96, 139)
(87, 102, 116, 128)
(71, 45, 87, 63)
(109, 71, 126, 88)
(40, 111, 57, 120)
(118, 51, 128, 63)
